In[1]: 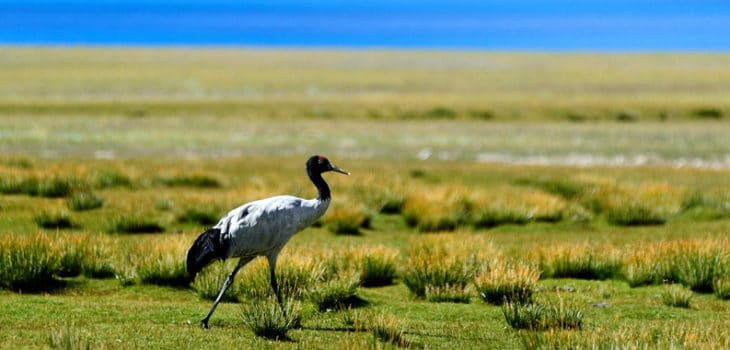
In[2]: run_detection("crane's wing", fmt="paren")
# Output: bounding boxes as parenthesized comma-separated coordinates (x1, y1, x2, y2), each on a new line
(217, 196, 327, 255)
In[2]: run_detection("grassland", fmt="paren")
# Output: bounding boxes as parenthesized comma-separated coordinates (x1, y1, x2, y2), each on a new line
(1, 47, 730, 349)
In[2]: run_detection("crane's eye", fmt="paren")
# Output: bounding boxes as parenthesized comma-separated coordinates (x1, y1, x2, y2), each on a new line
(318, 156, 327, 164)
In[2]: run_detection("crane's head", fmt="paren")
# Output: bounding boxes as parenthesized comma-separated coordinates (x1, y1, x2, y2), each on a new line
(307, 155, 350, 176)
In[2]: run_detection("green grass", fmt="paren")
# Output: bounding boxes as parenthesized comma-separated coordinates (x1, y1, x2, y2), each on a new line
(2, 156, 730, 348)
(1, 48, 730, 349)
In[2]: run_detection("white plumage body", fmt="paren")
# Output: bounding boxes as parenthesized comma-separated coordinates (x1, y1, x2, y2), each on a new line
(215, 195, 330, 259)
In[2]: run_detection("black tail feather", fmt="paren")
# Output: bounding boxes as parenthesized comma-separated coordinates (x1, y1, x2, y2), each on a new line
(187, 228, 227, 280)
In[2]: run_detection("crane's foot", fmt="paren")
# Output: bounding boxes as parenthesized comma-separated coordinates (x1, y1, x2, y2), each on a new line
(200, 319, 210, 329)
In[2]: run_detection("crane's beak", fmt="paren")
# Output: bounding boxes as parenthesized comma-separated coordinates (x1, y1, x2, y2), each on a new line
(330, 164, 350, 175)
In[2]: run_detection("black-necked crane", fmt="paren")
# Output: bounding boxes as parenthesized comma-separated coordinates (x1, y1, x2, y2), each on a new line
(186, 155, 349, 329)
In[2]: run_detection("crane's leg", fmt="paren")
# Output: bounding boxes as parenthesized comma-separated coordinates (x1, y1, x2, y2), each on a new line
(270, 265, 286, 316)
(200, 257, 252, 329)
(267, 254, 286, 316)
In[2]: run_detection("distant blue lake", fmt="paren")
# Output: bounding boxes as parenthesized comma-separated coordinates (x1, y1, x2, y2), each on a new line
(1, 3, 729, 50)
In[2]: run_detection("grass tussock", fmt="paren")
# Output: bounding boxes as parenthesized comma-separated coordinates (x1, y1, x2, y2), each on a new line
(471, 203, 534, 229)
(402, 184, 470, 232)
(48, 323, 92, 350)
(471, 189, 567, 228)
(323, 202, 372, 235)
(584, 181, 684, 226)
(108, 214, 165, 234)
(516, 176, 588, 200)
(348, 180, 405, 215)
(623, 244, 675, 288)
(1, 157, 33, 169)
(623, 239, 728, 294)
(379, 193, 405, 214)
(402, 185, 570, 231)
(233, 249, 363, 311)
(0, 175, 39, 195)
(401, 235, 482, 300)
(475, 259, 540, 305)
(714, 275, 730, 300)
(681, 190, 730, 220)
(502, 299, 583, 331)
(118, 236, 189, 287)
(0, 174, 84, 198)
(425, 284, 472, 303)
(153, 174, 221, 188)
(240, 297, 302, 340)
(536, 243, 623, 280)
(34, 211, 74, 229)
(52, 234, 85, 278)
(93, 169, 132, 188)
(365, 311, 410, 348)
(36, 176, 80, 198)
(0, 233, 60, 292)
(78, 234, 117, 279)
(522, 175, 687, 226)
(356, 245, 399, 287)
(0, 232, 117, 284)
(176, 205, 220, 226)
(673, 244, 725, 293)
(238, 256, 324, 302)
(66, 191, 103, 211)
(661, 284, 693, 308)
(308, 272, 361, 311)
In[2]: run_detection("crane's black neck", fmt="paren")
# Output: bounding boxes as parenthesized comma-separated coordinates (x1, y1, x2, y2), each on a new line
(307, 168, 330, 201)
